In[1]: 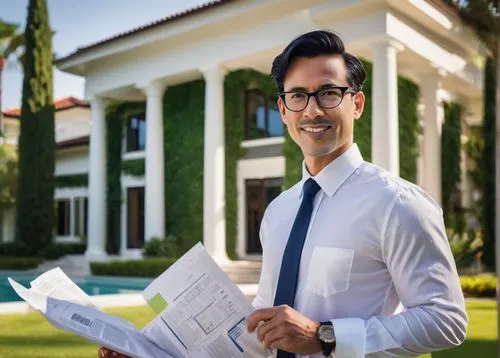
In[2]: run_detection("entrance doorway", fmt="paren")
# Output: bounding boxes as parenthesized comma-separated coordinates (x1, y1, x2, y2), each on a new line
(245, 177, 283, 254)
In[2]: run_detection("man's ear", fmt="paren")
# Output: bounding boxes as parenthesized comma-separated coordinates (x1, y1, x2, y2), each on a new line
(277, 97, 287, 124)
(353, 91, 365, 120)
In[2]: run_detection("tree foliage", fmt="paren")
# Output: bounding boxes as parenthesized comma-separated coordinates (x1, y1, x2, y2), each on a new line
(444, 0, 498, 269)
(0, 143, 18, 210)
(15, 0, 55, 255)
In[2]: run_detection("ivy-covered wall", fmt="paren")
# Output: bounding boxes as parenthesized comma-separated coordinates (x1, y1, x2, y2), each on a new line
(163, 80, 205, 254)
(105, 102, 145, 254)
(224, 69, 277, 259)
(441, 102, 463, 231)
(55, 173, 88, 188)
(283, 59, 420, 187)
(122, 159, 145, 177)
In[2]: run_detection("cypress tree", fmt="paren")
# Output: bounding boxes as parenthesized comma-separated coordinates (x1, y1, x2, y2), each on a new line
(15, 0, 55, 255)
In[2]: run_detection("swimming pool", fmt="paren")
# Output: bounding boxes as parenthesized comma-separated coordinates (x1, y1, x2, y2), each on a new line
(0, 272, 153, 303)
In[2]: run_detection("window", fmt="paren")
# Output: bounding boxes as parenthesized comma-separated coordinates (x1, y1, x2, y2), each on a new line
(126, 114, 146, 152)
(127, 187, 145, 249)
(74, 197, 88, 237)
(55, 197, 88, 238)
(245, 177, 283, 254)
(56, 199, 71, 236)
(245, 89, 283, 140)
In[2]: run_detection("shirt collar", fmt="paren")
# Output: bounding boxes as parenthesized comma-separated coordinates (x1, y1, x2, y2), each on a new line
(299, 143, 364, 198)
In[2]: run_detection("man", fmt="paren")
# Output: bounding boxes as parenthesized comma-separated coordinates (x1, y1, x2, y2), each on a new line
(245, 30, 467, 358)
(99, 30, 467, 358)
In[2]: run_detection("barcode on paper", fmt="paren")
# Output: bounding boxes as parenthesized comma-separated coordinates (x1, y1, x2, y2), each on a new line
(71, 313, 93, 327)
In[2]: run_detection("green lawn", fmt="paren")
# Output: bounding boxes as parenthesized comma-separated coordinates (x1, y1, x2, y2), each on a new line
(0, 300, 496, 357)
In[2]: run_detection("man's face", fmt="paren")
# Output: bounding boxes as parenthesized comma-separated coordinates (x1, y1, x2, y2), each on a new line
(278, 55, 364, 163)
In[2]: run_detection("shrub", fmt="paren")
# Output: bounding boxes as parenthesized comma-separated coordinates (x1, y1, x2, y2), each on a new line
(448, 229, 483, 269)
(0, 257, 44, 270)
(0, 242, 31, 257)
(90, 258, 177, 277)
(40, 243, 87, 260)
(143, 235, 179, 258)
(460, 275, 496, 297)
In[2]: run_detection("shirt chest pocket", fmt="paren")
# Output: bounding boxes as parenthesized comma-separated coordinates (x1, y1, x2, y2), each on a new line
(305, 246, 354, 297)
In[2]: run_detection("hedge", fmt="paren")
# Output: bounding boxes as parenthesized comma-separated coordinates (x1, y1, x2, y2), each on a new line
(90, 258, 177, 277)
(0, 242, 86, 260)
(40, 243, 87, 260)
(0, 257, 44, 270)
(460, 275, 496, 297)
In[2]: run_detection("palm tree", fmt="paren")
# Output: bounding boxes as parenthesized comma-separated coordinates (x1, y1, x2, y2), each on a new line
(0, 19, 24, 136)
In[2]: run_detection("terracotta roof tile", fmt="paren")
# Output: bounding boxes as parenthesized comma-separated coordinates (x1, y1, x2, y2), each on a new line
(2, 96, 90, 119)
(55, 0, 235, 64)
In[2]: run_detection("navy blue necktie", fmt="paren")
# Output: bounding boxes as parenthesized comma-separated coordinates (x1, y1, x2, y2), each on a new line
(273, 178, 321, 358)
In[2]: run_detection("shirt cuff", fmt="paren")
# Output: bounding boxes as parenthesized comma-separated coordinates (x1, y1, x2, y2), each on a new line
(330, 318, 366, 358)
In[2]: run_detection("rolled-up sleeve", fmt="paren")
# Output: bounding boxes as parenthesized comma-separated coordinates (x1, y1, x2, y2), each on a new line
(363, 187, 468, 356)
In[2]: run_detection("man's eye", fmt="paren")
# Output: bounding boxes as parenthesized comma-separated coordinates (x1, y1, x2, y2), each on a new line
(321, 89, 341, 97)
(291, 93, 306, 99)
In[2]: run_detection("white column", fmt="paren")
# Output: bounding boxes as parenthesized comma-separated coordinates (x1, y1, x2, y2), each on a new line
(143, 80, 167, 241)
(460, 127, 471, 209)
(86, 97, 107, 260)
(371, 38, 403, 175)
(202, 65, 229, 263)
(421, 68, 445, 206)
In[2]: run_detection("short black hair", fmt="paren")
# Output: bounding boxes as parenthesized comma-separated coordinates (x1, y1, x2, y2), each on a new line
(271, 30, 366, 93)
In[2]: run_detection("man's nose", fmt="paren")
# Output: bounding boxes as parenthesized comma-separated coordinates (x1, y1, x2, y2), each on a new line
(303, 95, 325, 119)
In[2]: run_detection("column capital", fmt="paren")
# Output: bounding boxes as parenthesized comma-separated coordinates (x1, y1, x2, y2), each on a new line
(137, 79, 168, 97)
(370, 36, 405, 53)
(200, 64, 228, 81)
(88, 96, 109, 108)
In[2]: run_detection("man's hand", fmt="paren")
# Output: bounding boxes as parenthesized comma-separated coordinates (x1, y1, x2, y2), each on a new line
(98, 347, 132, 358)
(247, 305, 322, 355)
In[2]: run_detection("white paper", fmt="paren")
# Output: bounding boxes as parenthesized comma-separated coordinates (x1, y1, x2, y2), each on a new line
(141, 242, 273, 358)
(9, 277, 169, 358)
(29, 267, 96, 308)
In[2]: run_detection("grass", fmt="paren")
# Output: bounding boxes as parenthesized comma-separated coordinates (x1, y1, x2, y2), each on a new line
(0, 305, 155, 358)
(0, 300, 496, 357)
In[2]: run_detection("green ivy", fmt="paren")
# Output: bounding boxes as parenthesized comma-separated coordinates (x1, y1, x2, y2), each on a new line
(55, 173, 88, 188)
(105, 102, 145, 254)
(224, 69, 277, 259)
(397, 76, 420, 182)
(441, 102, 463, 230)
(122, 158, 145, 177)
(163, 80, 205, 254)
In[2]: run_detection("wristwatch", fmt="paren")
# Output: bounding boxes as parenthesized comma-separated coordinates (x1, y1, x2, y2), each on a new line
(317, 321, 336, 356)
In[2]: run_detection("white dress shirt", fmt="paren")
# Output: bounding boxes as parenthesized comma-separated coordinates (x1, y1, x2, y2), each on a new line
(252, 144, 467, 358)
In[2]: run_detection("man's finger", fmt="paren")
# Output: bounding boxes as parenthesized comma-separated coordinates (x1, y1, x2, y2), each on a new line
(267, 336, 287, 351)
(247, 307, 279, 332)
(257, 315, 281, 342)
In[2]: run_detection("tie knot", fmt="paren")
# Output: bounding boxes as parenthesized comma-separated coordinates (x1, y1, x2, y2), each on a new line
(303, 178, 320, 198)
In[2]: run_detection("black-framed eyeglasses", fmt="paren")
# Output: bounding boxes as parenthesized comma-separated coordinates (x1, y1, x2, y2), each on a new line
(279, 86, 359, 112)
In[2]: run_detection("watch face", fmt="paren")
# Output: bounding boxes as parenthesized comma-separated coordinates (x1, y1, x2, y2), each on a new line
(319, 325, 335, 343)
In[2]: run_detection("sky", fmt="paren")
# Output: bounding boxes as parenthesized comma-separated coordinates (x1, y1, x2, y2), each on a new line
(1, 0, 209, 110)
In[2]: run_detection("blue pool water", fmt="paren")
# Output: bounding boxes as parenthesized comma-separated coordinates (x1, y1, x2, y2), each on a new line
(0, 272, 153, 303)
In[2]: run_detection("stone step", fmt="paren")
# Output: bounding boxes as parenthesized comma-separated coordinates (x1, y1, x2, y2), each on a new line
(221, 260, 262, 285)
